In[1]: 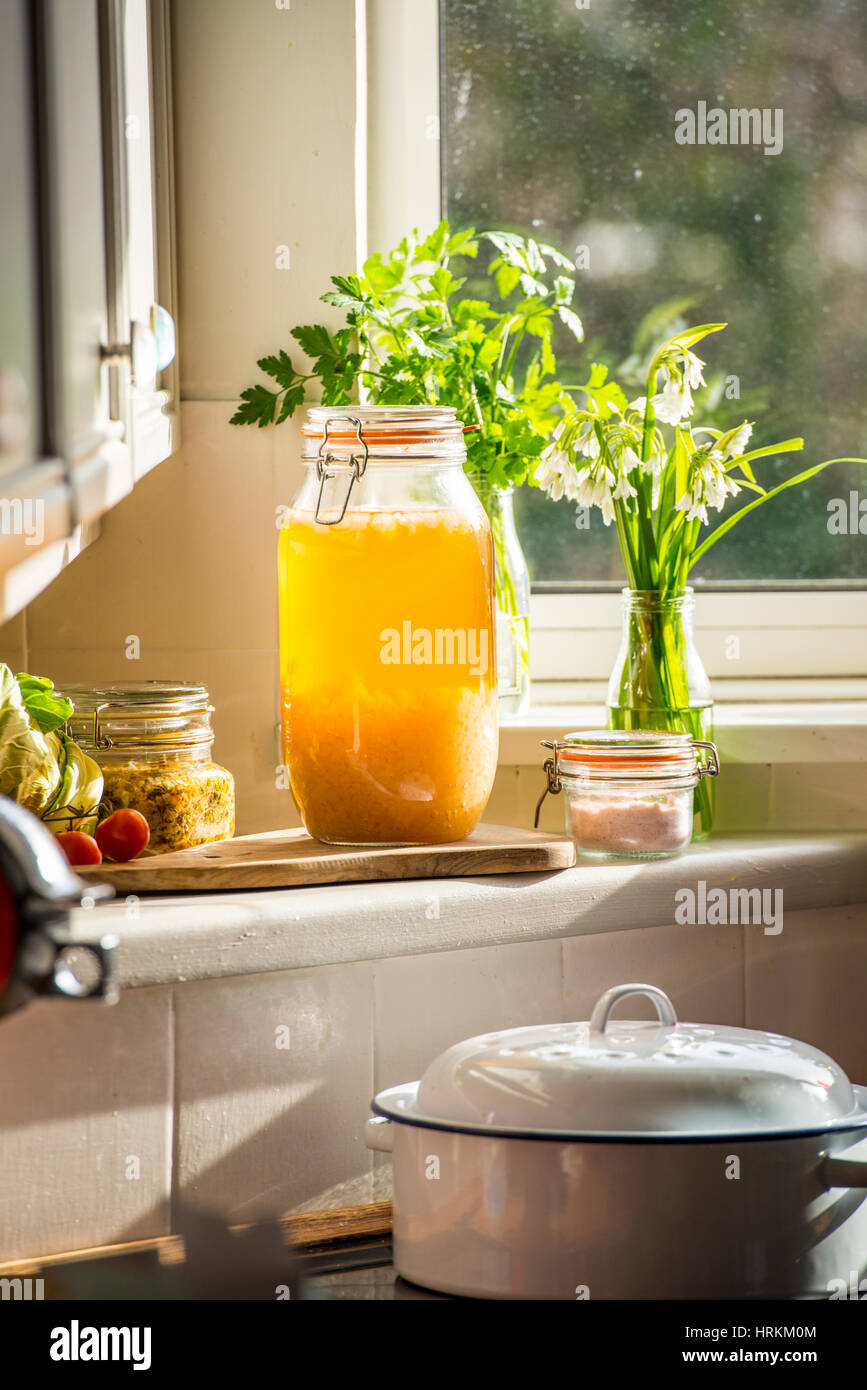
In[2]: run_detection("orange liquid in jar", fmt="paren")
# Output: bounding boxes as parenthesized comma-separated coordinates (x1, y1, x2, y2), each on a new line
(278, 507, 498, 844)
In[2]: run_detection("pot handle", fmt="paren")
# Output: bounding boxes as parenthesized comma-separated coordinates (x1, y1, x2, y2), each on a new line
(590, 983, 678, 1034)
(822, 1134, 867, 1191)
(365, 1114, 394, 1153)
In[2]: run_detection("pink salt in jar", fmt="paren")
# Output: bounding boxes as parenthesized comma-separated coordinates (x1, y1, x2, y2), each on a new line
(535, 730, 720, 861)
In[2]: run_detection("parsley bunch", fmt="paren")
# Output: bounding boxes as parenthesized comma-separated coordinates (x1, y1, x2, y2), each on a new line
(230, 221, 583, 489)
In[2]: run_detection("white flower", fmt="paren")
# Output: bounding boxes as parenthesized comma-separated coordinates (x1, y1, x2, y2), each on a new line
(612, 474, 637, 501)
(720, 421, 753, 460)
(633, 384, 693, 427)
(703, 475, 729, 510)
(676, 444, 741, 524)
(641, 447, 664, 476)
(536, 446, 576, 502)
(539, 416, 644, 528)
(621, 444, 643, 471)
(573, 466, 619, 526)
(682, 348, 706, 391)
(605, 421, 644, 473)
(575, 420, 601, 460)
(675, 493, 709, 525)
(573, 468, 609, 508)
(645, 345, 707, 425)
(656, 375, 694, 425)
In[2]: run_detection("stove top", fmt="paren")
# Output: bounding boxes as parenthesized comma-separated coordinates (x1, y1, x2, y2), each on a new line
(299, 1241, 451, 1300)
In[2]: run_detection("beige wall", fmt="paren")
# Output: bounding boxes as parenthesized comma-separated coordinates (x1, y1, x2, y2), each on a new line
(0, 0, 364, 835)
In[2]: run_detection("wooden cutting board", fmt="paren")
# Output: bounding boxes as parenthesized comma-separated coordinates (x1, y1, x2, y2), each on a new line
(78, 822, 575, 892)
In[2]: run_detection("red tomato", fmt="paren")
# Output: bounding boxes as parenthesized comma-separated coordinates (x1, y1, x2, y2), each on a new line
(95, 809, 150, 862)
(56, 831, 103, 866)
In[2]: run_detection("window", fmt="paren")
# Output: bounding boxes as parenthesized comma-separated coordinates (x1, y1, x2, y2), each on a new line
(441, 0, 867, 590)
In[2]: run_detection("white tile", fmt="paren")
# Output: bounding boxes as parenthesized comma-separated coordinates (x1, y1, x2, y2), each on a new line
(770, 764, 867, 830)
(713, 763, 772, 832)
(562, 921, 746, 1027)
(26, 401, 277, 655)
(172, 0, 360, 397)
(0, 612, 27, 668)
(0, 987, 171, 1261)
(174, 963, 374, 1221)
(373, 939, 563, 1092)
(481, 764, 525, 830)
(746, 903, 867, 1081)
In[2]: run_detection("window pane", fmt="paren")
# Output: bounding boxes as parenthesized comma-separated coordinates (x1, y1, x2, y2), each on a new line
(441, 0, 867, 585)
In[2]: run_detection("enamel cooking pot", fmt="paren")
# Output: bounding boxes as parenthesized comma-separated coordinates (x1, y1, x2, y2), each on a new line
(366, 983, 867, 1299)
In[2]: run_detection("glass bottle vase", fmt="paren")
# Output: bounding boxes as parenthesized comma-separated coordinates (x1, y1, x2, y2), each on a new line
(474, 482, 531, 716)
(606, 588, 714, 837)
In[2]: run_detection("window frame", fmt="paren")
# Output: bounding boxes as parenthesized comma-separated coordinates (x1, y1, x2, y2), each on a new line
(0, 0, 177, 625)
(364, 0, 867, 690)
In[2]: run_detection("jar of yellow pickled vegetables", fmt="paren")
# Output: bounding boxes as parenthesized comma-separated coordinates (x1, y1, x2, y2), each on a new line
(279, 406, 498, 845)
(63, 682, 235, 854)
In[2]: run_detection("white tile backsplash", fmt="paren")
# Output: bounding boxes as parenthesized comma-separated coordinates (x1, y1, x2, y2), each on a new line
(173, 963, 374, 1222)
(745, 903, 867, 1081)
(0, 611, 27, 669)
(26, 407, 278, 657)
(0, 988, 171, 1262)
(562, 921, 746, 1026)
(373, 939, 564, 1092)
(769, 764, 867, 831)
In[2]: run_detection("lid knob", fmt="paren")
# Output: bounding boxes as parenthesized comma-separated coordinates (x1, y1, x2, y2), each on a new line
(589, 982, 678, 1034)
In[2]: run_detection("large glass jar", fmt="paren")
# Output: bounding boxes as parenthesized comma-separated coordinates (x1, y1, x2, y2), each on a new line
(279, 406, 498, 845)
(63, 682, 235, 854)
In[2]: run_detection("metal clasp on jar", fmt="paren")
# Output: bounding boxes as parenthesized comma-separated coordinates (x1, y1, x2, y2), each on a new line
(314, 415, 370, 525)
(90, 703, 112, 750)
(693, 740, 721, 778)
(533, 736, 720, 828)
(534, 739, 563, 827)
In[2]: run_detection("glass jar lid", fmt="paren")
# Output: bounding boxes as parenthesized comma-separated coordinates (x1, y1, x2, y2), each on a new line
(60, 681, 214, 753)
(552, 729, 716, 781)
(300, 405, 468, 462)
(301, 406, 470, 526)
(375, 984, 867, 1140)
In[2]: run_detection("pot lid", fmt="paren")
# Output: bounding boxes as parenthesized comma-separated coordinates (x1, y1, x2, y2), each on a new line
(398, 984, 866, 1139)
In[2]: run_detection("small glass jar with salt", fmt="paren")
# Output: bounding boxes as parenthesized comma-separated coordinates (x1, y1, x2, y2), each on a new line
(535, 730, 719, 861)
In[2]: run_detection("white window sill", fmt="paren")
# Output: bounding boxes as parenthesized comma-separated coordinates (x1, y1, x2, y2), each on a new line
(68, 831, 867, 990)
(498, 697, 867, 767)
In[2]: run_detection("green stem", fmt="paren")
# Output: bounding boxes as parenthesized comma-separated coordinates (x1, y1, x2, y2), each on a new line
(613, 501, 641, 590)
